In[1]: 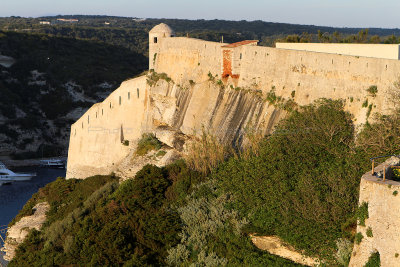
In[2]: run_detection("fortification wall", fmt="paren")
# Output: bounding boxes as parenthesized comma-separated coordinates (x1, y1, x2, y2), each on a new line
(153, 37, 400, 124)
(238, 45, 400, 123)
(350, 160, 400, 267)
(155, 37, 226, 83)
(66, 76, 148, 179)
(276, 43, 400, 60)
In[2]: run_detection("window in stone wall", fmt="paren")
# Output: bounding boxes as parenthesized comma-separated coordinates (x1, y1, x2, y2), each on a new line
(154, 37, 158, 43)
(240, 53, 242, 60)
(137, 88, 140, 98)
(128, 92, 130, 100)
(96, 112, 97, 118)
(110, 102, 112, 109)
(119, 96, 121, 105)
(102, 109, 103, 115)
(82, 122, 83, 129)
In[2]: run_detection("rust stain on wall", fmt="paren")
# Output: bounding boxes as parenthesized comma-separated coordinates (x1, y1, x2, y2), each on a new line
(223, 49, 232, 78)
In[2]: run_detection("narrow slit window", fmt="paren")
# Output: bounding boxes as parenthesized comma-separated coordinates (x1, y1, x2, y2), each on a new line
(119, 96, 121, 105)
(110, 102, 112, 109)
(154, 37, 158, 43)
(240, 53, 242, 60)
(102, 109, 103, 115)
(96, 112, 97, 118)
(82, 122, 83, 129)
(128, 92, 130, 100)
(137, 88, 140, 98)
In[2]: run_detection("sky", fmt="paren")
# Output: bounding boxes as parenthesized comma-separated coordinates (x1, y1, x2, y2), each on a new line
(1, 0, 400, 29)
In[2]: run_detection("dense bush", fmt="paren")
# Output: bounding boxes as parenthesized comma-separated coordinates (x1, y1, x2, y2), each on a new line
(168, 180, 301, 266)
(9, 161, 206, 266)
(214, 99, 368, 261)
(136, 133, 162, 156)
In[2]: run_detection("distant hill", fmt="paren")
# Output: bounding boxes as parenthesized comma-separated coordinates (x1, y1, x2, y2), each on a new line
(0, 30, 147, 158)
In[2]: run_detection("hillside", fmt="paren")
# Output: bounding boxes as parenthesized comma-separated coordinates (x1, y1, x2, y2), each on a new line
(0, 31, 147, 158)
(7, 99, 400, 266)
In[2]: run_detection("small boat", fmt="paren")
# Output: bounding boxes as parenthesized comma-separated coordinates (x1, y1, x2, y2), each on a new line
(0, 162, 36, 182)
(39, 159, 65, 169)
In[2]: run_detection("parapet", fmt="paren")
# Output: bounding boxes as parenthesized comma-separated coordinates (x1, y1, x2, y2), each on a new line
(276, 43, 400, 60)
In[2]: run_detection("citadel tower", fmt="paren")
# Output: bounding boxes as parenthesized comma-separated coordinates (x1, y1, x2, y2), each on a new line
(149, 23, 175, 69)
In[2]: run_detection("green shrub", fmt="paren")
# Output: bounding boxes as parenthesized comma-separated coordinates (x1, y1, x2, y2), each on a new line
(366, 227, 373, 237)
(136, 133, 162, 155)
(367, 104, 373, 118)
(156, 150, 167, 157)
(362, 99, 369, 108)
(365, 252, 380, 267)
(122, 140, 129, 146)
(355, 232, 364, 244)
(356, 202, 369, 226)
(335, 238, 353, 267)
(291, 90, 296, 98)
(393, 190, 398, 196)
(367, 85, 378, 97)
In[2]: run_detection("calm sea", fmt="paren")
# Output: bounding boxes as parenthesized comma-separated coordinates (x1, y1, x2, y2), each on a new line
(0, 166, 66, 266)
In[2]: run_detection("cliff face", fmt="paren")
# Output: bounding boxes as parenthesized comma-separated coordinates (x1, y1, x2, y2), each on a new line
(66, 74, 282, 179)
(1, 202, 49, 261)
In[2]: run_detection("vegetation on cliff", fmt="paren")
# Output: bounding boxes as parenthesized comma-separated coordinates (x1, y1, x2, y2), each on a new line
(9, 98, 400, 266)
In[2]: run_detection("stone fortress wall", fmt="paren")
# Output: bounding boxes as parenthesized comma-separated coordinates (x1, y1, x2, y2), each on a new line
(67, 23, 400, 180)
(153, 34, 400, 124)
(276, 42, 400, 60)
(67, 76, 148, 178)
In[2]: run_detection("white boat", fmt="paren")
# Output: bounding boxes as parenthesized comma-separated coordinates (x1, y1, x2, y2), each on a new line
(0, 162, 36, 181)
(39, 159, 65, 169)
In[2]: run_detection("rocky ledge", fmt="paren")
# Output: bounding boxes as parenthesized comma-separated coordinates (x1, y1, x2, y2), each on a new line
(1, 202, 49, 261)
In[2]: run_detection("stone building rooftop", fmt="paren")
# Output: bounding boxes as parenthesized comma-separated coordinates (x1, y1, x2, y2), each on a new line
(222, 40, 258, 48)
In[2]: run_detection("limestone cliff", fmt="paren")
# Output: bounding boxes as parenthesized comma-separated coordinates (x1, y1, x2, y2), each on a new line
(1, 202, 49, 261)
(67, 74, 282, 179)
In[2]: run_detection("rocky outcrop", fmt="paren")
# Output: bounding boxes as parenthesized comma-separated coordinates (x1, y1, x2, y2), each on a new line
(1, 202, 49, 261)
(251, 235, 319, 266)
